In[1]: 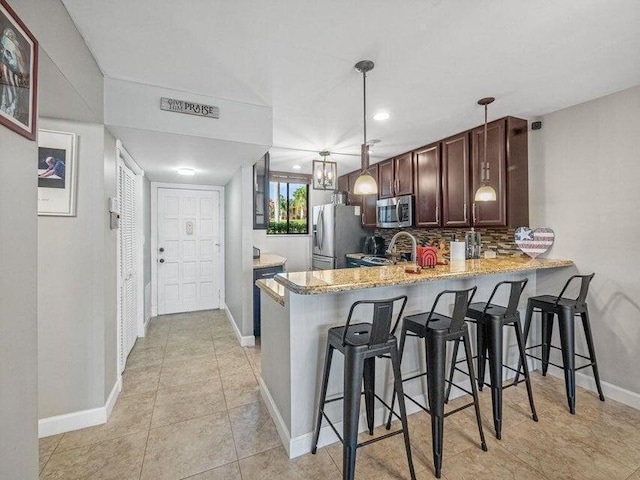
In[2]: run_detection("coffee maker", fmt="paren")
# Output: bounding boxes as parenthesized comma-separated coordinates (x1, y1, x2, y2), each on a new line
(465, 228, 481, 259)
(363, 236, 385, 255)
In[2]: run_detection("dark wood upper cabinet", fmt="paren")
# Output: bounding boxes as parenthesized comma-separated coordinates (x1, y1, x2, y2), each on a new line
(441, 132, 470, 227)
(470, 116, 529, 228)
(347, 170, 363, 208)
(337, 173, 349, 194)
(471, 119, 507, 226)
(378, 154, 414, 198)
(414, 143, 441, 227)
(394, 152, 414, 196)
(377, 159, 394, 198)
(362, 164, 378, 228)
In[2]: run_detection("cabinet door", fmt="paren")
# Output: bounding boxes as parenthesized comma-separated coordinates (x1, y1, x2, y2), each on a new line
(337, 174, 349, 193)
(377, 159, 394, 198)
(253, 153, 269, 229)
(394, 152, 414, 196)
(471, 119, 506, 226)
(442, 133, 470, 227)
(414, 143, 441, 227)
(347, 170, 363, 207)
(362, 164, 378, 228)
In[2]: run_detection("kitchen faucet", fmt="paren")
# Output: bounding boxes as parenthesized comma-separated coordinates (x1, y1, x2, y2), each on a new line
(387, 231, 418, 264)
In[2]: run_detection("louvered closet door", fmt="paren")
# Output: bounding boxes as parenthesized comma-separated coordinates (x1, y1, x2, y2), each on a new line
(119, 162, 138, 369)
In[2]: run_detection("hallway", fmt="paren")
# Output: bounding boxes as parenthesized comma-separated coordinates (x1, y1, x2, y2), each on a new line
(38, 310, 640, 480)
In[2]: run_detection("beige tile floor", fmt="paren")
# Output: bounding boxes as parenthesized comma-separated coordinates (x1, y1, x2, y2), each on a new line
(39, 309, 640, 480)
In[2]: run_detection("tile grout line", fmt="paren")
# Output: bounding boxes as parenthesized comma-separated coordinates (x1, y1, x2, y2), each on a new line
(137, 317, 170, 480)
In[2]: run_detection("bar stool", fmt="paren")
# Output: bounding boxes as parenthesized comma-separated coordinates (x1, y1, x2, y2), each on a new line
(444, 280, 538, 440)
(311, 296, 416, 480)
(515, 273, 605, 414)
(385, 287, 487, 479)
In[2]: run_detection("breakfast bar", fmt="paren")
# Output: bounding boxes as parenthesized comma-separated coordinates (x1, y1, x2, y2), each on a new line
(256, 257, 573, 458)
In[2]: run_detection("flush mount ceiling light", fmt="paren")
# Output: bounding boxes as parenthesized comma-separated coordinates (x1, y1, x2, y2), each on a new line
(474, 97, 497, 202)
(373, 112, 389, 121)
(312, 151, 337, 190)
(177, 168, 195, 176)
(292, 165, 302, 170)
(353, 60, 378, 195)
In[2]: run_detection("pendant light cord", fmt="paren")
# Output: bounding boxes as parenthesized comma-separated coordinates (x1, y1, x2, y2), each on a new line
(483, 103, 488, 181)
(363, 69, 367, 147)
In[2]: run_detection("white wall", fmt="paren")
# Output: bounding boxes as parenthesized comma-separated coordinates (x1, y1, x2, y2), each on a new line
(224, 167, 254, 337)
(0, 128, 39, 479)
(38, 119, 117, 418)
(529, 84, 640, 397)
(252, 188, 333, 271)
(143, 176, 152, 323)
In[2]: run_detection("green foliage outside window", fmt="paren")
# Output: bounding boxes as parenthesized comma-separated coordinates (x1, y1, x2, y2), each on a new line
(268, 182, 308, 234)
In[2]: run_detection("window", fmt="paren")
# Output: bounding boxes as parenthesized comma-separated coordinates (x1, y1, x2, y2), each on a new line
(268, 172, 310, 234)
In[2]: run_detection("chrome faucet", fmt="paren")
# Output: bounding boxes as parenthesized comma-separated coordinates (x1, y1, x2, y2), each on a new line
(386, 231, 418, 264)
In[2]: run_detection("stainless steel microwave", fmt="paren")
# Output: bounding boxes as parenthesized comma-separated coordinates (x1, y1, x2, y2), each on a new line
(376, 195, 413, 228)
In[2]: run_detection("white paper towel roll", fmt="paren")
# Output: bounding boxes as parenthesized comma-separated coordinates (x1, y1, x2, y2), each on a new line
(450, 241, 466, 261)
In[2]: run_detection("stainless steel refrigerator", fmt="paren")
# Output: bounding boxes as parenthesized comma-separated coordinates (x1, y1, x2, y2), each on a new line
(312, 204, 364, 270)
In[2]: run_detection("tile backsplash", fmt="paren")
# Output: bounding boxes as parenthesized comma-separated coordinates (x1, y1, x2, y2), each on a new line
(373, 227, 525, 257)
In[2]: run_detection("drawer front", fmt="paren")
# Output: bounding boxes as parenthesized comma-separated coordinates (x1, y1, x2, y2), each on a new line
(254, 265, 284, 281)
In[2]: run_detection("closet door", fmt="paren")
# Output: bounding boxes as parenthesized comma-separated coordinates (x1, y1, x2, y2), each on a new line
(118, 162, 138, 371)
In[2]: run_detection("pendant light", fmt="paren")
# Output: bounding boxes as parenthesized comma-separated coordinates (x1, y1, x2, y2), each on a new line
(352, 60, 378, 195)
(312, 151, 337, 190)
(474, 97, 497, 202)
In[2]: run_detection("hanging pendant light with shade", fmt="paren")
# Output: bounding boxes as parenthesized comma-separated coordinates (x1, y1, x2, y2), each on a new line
(474, 97, 497, 202)
(352, 60, 378, 195)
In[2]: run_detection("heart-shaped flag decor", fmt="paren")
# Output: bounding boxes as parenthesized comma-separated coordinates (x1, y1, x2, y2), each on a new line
(514, 227, 555, 258)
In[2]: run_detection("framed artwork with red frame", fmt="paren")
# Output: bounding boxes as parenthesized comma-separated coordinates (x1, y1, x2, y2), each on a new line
(0, 0, 38, 140)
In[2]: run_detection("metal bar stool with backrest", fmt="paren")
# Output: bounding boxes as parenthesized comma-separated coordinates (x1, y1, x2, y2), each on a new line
(514, 273, 605, 414)
(310, 295, 416, 480)
(385, 287, 487, 479)
(444, 279, 538, 440)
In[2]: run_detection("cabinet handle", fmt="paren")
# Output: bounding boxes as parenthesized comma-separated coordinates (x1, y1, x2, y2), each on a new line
(472, 202, 477, 223)
(389, 179, 393, 195)
(435, 200, 440, 224)
(463, 203, 468, 222)
(394, 178, 399, 194)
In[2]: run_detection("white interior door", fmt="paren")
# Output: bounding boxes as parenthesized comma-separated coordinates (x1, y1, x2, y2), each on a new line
(118, 162, 138, 370)
(157, 188, 221, 314)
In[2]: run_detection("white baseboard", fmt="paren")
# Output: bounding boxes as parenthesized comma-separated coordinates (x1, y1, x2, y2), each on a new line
(547, 366, 640, 411)
(38, 377, 122, 438)
(222, 302, 255, 347)
(259, 372, 456, 459)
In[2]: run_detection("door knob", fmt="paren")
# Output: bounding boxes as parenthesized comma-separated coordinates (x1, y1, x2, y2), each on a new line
(159, 247, 165, 252)
(159, 258, 165, 263)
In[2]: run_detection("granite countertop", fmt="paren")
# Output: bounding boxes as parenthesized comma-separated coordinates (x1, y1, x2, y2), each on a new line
(274, 257, 573, 295)
(255, 278, 286, 306)
(253, 253, 287, 269)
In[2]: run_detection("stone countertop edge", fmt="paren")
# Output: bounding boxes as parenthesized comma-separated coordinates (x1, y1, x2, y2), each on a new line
(256, 278, 286, 306)
(274, 257, 574, 295)
(253, 253, 287, 269)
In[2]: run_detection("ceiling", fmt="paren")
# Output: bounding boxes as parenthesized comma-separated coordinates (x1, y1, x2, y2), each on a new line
(62, 0, 640, 180)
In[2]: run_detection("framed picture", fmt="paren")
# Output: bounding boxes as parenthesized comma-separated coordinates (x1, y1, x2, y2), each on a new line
(0, 0, 38, 140)
(38, 129, 78, 216)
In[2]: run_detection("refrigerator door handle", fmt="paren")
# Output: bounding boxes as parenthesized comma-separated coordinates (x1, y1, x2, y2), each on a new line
(318, 209, 325, 251)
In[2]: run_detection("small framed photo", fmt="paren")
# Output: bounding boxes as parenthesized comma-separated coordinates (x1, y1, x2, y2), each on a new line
(0, 0, 38, 140)
(38, 129, 78, 216)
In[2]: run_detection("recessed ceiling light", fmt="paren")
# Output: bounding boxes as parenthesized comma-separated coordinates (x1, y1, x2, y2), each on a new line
(177, 168, 195, 176)
(373, 112, 390, 121)
(292, 165, 302, 170)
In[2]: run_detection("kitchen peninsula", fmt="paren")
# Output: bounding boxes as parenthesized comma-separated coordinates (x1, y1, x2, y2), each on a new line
(255, 257, 573, 458)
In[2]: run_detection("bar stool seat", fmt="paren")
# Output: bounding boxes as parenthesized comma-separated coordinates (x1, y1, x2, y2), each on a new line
(515, 274, 605, 414)
(386, 287, 487, 479)
(311, 296, 416, 480)
(445, 280, 538, 440)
